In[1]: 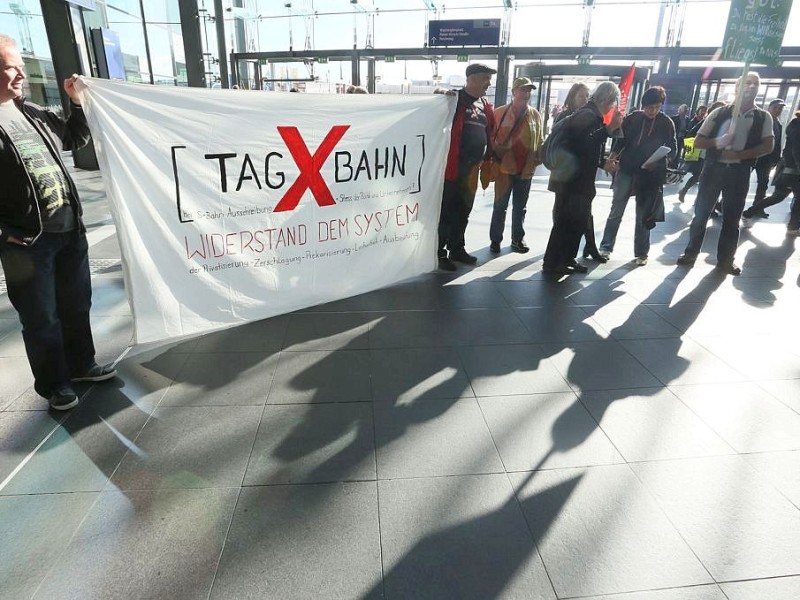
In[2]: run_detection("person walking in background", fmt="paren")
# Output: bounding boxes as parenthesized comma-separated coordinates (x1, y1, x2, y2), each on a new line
(688, 105, 707, 136)
(671, 103, 689, 165)
(0, 33, 117, 410)
(677, 72, 774, 276)
(489, 77, 544, 254)
(598, 86, 677, 266)
(743, 98, 786, 218)
(678, 101, 725, 203)
(542, 81, 622, 275)
(743, 108, 800, 228)
(437, 63, 496, 271)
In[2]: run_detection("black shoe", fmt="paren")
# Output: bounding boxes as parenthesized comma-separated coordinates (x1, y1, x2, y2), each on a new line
(49, 387, 79, 411)
(438, 257, 457, 271)
(489, 241, 501, 253)
(542, 265, 569, 275)
(567, 260, 588, 273)
(449, 249, 478, 265)
(716, 261, 742, 276)
(753, 210, 769, 219)
(677, 253, 696, 266)
(583, 249, 607, 263)
(510, 239, 529, 253)
(71, 363, 118, 383)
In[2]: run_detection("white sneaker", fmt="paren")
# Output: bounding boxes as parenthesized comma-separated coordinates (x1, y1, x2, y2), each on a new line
(599, 250, 611, 260)
(741, 216, 752, 228)
(635, 256, 648, 266)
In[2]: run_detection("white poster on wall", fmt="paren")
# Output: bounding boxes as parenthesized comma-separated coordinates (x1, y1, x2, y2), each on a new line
(77, 78, 454, 345)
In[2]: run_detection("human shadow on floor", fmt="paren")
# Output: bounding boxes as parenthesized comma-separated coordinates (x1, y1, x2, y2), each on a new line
(736, 229, 797, 304)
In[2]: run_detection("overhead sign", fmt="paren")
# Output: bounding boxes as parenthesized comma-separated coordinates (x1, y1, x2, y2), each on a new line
(428, 19, 501, 47)
(721, 0, 792, 65)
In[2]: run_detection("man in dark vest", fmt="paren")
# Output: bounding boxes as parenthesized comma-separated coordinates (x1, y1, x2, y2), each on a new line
(677, 72, 774, 275)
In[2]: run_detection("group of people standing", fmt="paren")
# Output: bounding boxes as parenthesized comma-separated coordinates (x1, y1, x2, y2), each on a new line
(438, 65, 785, 278)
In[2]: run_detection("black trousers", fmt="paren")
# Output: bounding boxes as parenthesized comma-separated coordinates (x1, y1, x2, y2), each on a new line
(543, 190, 593, 269)
(752, 159, 777, 204)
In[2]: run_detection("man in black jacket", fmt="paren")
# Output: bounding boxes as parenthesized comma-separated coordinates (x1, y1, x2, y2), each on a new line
(743, 98, 786, 218)
(0, 33, 116, 410)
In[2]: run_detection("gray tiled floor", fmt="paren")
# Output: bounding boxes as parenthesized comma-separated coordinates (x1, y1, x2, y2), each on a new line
(2, 162, 800, 599)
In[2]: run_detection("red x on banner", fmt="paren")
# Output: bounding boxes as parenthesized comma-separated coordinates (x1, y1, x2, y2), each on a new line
(274, 125, 350, 212)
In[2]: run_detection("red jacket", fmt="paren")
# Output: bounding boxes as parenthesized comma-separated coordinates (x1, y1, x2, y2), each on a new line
(445, 91, 495, 181)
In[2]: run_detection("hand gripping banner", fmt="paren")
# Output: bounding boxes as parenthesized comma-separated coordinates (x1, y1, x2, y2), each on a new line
(77, 78, 455, 344)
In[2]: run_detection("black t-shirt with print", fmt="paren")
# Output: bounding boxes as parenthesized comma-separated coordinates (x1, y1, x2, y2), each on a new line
(0, 101, 76, 233)
(457, 88, 489, 166)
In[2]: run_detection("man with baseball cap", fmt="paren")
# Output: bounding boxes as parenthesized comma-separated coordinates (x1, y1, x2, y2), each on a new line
(489, 76, 543, 254)
(438, 63, 496, 270)
(744, 98, 787, 218)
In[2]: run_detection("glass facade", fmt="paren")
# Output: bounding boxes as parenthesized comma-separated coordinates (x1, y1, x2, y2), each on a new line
(0, 0, 60, 110)
(1, 0, 799, 97)
(70, 0, 187, 85)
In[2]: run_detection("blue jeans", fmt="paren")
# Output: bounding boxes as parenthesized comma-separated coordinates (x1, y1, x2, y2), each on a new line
(489, 173, 532, 244)
(684, 161, 751, 263)
(599, 171, 652, 258)
(0, 230, 96, 397)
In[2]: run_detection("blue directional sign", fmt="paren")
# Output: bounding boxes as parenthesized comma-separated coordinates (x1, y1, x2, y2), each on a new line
(429, 19, 501, 47)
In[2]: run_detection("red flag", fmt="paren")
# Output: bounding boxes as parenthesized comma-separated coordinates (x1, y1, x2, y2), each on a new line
(604, 64, 635, 125)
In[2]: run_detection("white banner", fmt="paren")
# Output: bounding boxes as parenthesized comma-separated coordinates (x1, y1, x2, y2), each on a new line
(77, 78, 455, 345)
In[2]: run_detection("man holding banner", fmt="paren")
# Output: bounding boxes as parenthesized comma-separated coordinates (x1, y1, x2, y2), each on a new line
(0, 34, 117, 410)
(438, 63, 496, 271)
(677, 72, 774, 275)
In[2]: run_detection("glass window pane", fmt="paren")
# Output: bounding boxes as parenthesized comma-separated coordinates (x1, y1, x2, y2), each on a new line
(510, 5, 585, 46)
(591, 2, 660, 46)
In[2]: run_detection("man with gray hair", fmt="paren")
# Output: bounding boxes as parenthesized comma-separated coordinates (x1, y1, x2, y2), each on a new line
(677, 71, 773, 275)
(0, 33, 117, 410)
(542, 81, 622, 275)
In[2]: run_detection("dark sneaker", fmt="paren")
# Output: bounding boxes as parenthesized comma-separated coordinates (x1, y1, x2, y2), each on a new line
(438, 256, 457, 271)
(449, 249, 478, 265)
(71, 363, 118, 383)
(753, 210, 769, 218)
(489, 241, 501, 253)
(49, 387, 79, 411)
(716, 261, 741, 276)
(510, 239, 530, 253)
(567, 260, 588, 273)
(677, 253, 696, 266)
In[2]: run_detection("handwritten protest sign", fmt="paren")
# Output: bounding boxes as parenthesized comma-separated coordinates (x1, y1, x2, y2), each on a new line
(721, 0, 792, 65)
(78, 78, 454, 344)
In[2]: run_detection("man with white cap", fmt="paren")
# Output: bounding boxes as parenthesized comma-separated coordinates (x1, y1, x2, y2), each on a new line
(438, 62, 496, 271)
(489, 76, 543, 255)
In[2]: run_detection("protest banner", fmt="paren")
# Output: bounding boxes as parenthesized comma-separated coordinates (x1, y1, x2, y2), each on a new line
(77, 78, 455, 344)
